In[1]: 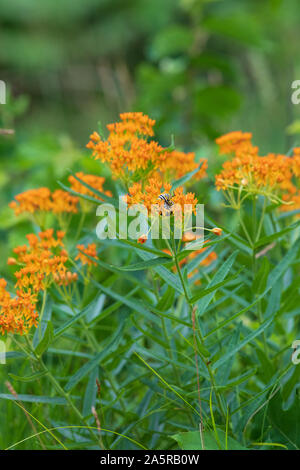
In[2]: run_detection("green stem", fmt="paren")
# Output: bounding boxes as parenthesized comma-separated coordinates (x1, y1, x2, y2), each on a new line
(75, 210, 86, 240)
(171, 234, 226, 421)
(255, 197, 266, 243)
(57, 284, 127, 412)
(24, 336, 100, 446)
(38, 289, 47, 342)
(238, 210, 253, 248)
(251, 199, 268, 358)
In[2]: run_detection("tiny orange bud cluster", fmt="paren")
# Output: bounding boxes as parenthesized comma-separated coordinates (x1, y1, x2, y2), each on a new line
(138, 235, 148, 244)
(76, 243, 98, 266)
(212, 227, 222, 236)
(86, 112, 207, 183)
(0, 230, 78, 335)
(68, 172, 112, 201)
(215, 131, 300, 210)
(9, 188, 78, 216)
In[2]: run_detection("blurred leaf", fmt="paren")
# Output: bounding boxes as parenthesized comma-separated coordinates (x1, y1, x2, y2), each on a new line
(150, 25, 194, 60)
(172, 429, 247, 450)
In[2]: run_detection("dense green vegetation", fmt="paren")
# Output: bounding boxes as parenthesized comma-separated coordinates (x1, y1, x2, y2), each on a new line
(0, 0, 299, 451)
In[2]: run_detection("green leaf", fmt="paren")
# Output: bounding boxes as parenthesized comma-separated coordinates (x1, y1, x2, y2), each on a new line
(212, 316, 273, 370)
(151, 25, 194, 60)
(54, 295, 103, 339)
(92, 281, 159, 324)
(179, 233, 231, 259)
(252, 257, 269, 295)
(34, 321, 54, 357)
(216, 324, 241, 385)
(67, 171, 119, 206)
(171, 162, 204, 191)
(172, 428, 247, 450)
(281, 366, 300, 409)
(58, 181, 107, 206)
(65, 321, 126, 392)
(85, 253, 152, 291)
(203, 14, 263, 47)
(136, 250, 184, 294)
(115, 238, 173, 259)
(192, 251, 238, 309)
(0, 394, 68, 405)
(190, 271, 240, 304)
(254, 220, 300, 249)
(85, 294, 106, 324)
(32, 295, 52, 350)
(107, 256, 172, 271)
(8, 370, 48, 383)
(206, 238, 300, 337)
(82, 366, 99, 418)
(156, 286, 175, 311)
(269, 393, 300, 449)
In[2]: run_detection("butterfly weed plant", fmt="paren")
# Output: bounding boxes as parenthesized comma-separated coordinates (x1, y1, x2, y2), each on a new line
(1, 113, 300, 450)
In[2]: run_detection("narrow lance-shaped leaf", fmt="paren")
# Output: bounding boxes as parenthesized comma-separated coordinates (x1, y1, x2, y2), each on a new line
(65, 320, 126, 392)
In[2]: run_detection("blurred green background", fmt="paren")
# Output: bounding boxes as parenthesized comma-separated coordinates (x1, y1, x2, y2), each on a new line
(1, 0, 300, 265)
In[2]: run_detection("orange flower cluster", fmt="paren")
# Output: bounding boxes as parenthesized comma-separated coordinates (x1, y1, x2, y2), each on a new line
(216, 131, 257, 156)
(171, 187, 198, 215)
(280, 147, 300, 214)
(0, 278, 38, 335)
(10, 188, 78, 216)
(86, 112, 207, 183)
(87, 113, 166, 180)
(215, 131, 298, 207)
(1, 230, 77, 335)
(126, 177, 198, 215)
(12, 229, 77, 291)
(160, 150, 207, 181)
(68, 172, 112, 200)
(126, 178, 172, 212)
(76, 243, 98, 266)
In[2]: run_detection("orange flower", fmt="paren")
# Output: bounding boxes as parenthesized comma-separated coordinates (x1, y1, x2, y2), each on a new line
(68, 172, 112, 200)
(76, 243, 98, 266)
(1, 230, 78, 335)
(10, 188, 78, 216)
(216, 131, 256, 156)
(172, 187, 198, 215)
(9, 188, 52, 215)
(87, 113, 166, 180)
(12, 229, 76, 293)
(160, 150, 207, 181)
(215, 132, 295, 206)
(0, 282, 39, 335)
(126, 177, 198, 215)
(86, 112, 207, 184)
(51, 190, 78, 214)
(126, 177, 172, 212)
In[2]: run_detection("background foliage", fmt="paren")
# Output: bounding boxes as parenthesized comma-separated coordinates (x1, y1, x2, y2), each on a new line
(0, 0, 300, 451)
